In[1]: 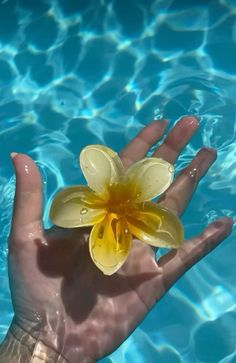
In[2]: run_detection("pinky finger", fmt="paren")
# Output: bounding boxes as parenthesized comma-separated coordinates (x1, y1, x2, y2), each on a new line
(158, 217, 233, 292)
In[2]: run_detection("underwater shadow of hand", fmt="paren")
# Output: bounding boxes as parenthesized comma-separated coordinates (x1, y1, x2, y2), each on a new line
(36, 227, 158, 324)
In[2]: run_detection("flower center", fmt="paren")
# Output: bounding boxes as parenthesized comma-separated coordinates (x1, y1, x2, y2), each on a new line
(107, 182, 132, 215)
(108, 202, 126, 214)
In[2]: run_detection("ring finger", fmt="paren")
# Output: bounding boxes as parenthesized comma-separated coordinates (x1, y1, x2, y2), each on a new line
(158, 147, 217, 216)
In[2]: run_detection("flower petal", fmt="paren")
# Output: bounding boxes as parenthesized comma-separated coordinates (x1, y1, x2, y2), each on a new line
(80, 145, 125, 199)
(125, 158, 174, 202)
(126, 202, 183, 248)
(89, 214, 132, 275)
(50, 186, 107, 228)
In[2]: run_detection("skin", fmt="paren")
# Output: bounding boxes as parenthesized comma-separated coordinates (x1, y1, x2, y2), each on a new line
(3, 116, 233, 362)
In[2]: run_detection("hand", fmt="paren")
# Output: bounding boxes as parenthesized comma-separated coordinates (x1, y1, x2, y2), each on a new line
(7, 116, 233, 363)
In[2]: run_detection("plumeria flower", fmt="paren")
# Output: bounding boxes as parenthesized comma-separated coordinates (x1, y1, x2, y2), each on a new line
(50, 145, 183, 275)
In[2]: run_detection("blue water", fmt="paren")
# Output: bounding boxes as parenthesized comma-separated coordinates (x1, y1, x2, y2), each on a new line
(0, 0, 236, 361)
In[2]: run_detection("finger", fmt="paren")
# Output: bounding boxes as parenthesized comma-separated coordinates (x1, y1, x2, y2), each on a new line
(159, 147, 217, 215)
(10, 153, 43, 237)
(158, 217, 233, 292)
(119, 120, 168, 168)
(153, 116, 198, 163)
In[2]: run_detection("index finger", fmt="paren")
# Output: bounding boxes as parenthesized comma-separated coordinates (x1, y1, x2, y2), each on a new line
(119, 120, 168, 168)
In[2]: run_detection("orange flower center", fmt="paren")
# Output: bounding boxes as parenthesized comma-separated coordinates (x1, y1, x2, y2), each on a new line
(107, 181, 133, 215)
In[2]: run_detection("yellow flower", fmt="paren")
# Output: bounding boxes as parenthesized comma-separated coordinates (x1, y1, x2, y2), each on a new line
(50, 145, 183, 275)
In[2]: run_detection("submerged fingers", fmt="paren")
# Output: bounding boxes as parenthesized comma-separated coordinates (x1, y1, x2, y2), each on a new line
(120, 116, 199, 169)
(119, 120, 168, 168)
(158, 147, 217, 216)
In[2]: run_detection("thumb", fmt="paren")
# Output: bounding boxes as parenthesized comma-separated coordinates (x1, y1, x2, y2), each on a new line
(10, 152, 43, 238)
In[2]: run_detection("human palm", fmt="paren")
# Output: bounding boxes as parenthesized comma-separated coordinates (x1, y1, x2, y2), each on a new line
(8, 117, 232, 363)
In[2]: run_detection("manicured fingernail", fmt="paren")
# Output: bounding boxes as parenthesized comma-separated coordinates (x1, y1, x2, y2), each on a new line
(153, 119, 168, 125)
(201, 146, 216, 153)
(186, 116, 199, 126)
(213, 220, 223, 229)
(159, 118, 169, 123)
(10, 152, 18, 159)
(201, 147, 217, 161)
(197, 147, 217, 162)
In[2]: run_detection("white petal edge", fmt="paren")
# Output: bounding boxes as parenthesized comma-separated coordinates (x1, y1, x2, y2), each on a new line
(80, 145, 125, 199)
(125, 157, 174, 202)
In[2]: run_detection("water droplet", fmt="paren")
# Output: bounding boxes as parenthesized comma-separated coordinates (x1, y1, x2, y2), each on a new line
(33, 312, 42, 322)
(124, 228, 129, 234)
(80, 208, 88, 215)
(168, 165, 174, 173)
(24, 164, 29, 175)
(189, 167, 197, 179)
(41, 239, 49, 246)
(98, 225, 105, 239)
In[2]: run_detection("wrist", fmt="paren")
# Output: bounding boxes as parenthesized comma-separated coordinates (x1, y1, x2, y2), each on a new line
(0, 318, 68, 363)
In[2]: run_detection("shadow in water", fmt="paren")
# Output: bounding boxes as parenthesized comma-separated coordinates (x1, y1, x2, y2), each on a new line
(36, 226, 158, 323)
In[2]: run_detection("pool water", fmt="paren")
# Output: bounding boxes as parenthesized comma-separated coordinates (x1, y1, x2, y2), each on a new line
(0, 0, 236, 362)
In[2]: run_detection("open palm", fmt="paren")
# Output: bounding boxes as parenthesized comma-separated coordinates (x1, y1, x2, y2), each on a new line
(8, 117, 232, 363)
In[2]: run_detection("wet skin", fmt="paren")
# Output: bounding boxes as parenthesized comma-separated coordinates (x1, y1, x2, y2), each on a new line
(7, 116, 233, 363)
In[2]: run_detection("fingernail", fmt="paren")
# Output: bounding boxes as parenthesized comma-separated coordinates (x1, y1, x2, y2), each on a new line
(10, 152, 18, 159)
(200, 147, 217, 162)
(159, 118, 169, 123)
(213, 221, 223, 228)
(152, 119, 168, 126)
(201, 146, 216, 153)
(186, 116, 199, 126)
(196, 147, 217, 164)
